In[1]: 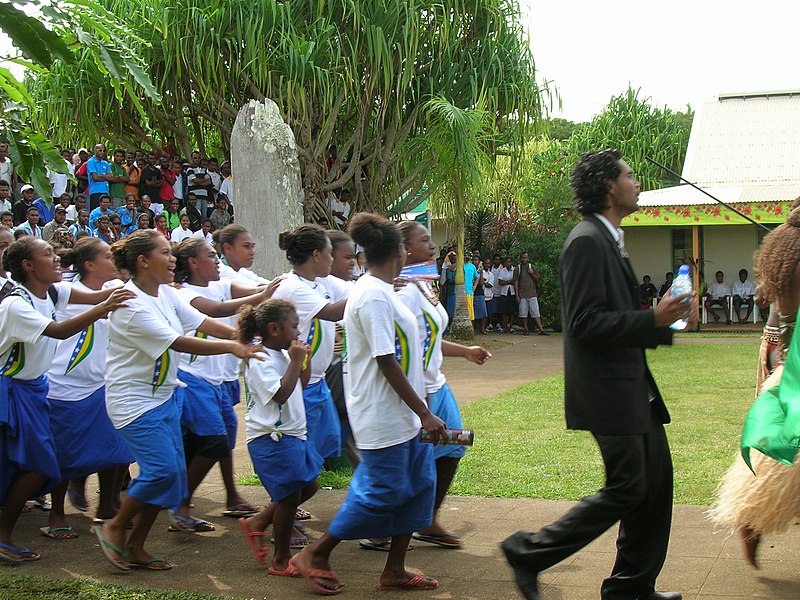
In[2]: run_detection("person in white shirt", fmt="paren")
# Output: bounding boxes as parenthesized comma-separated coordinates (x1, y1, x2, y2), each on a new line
(93, 229, 262, 571)
(45, 238, 133, 536)
(237, 299, 323, 576)
(731, 268, 756, 323)
(169, 214, 194, 243)
(0, 226, 13, 299)
(290, 213, 445, 595)
(172, 238, 276, 525)
(396, 221, 491, 550)
(497, 256, 517, 332)
(271, 224, 347, 467)
(0, 237, 131, 561)
(704, 270, 732, 324)
(192, 218, 213, 243)
(0, 179, 14, 214)
(481, 257, 495, 333)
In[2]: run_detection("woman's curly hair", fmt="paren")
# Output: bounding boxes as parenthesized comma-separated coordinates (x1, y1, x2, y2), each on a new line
(571, 149, 622, 215)
(755, 201, 800, 306)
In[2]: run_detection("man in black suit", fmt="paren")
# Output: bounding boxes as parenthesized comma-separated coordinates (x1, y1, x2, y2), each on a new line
(501, 150, 696, 600)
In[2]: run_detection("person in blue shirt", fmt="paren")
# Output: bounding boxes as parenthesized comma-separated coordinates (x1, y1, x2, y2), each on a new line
(116, 193, 138, 236)
(463, 250, 479, 322)
(86, 144, 112, 211)
(88, 194, 113, 230)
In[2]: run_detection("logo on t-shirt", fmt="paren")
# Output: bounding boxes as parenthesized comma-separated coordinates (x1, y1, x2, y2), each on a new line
(152, 351, 170, 393)
(1, 342, 24, 376)
(394, 322, 410, 375)
(65, 324, 94, 374)
(189, 331, 208, 364)
(306, 318, 322, 357)
(422, 310, 439, 371)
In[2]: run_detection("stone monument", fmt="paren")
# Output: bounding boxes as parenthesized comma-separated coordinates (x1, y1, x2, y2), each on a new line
(231, 98, 303, 279)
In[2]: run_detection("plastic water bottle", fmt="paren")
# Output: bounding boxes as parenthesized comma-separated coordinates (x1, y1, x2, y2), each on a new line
(669, 264, 692, 330)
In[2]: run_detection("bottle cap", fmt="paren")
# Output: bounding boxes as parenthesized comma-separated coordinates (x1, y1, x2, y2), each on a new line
(678, 265, 690, 275)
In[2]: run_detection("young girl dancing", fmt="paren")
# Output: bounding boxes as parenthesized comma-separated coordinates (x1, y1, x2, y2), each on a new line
(171, 238, 278, 530)
(0, 237, 131, 562)
(237, 299, 323, 576)
(95, 229, 262, 571)
(290, 213, 446, 595)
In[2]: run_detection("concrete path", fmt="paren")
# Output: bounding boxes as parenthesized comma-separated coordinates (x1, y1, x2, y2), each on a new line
(12, 332, 799, 600)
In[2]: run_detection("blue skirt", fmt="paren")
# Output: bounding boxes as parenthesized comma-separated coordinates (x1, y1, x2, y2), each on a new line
(428, 383, 467, 459)
(179, 370, 227, 437)
(49, 386, 133, 480)
(473, 295, 488, 319)
(248, 434, 323, 503)
(118, 393, 187, 509)
(328, 437, 435, 540)
(0, 375, 60, 504)
(303, 379, 341, 459)
(221, 379, 240, 449)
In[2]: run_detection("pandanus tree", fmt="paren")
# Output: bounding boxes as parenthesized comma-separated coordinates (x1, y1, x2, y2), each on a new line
(28, 0, 546, 222)
(0, 0, 157, 198)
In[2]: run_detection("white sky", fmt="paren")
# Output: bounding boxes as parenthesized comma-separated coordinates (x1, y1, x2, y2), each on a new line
(521, 0, 798, 122)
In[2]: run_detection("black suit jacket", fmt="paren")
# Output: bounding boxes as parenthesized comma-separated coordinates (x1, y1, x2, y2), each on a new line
(560, 215, 673, 435)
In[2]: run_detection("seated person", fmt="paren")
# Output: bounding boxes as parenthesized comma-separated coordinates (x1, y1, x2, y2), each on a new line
(639, 275, 658, 309)
(731, 268, 756, 323)
(658, 271, 673, 301)
(704, 270, 731, 324)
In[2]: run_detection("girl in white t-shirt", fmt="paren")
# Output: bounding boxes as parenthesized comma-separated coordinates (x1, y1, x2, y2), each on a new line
(169, 214, 193, 243)
(0, 237, 132, 562)
(171, 238, 277, 527)
(93, 230, 262, 572)
(238, 299, 324, 576)
(290, 213, 445, 595)
(397, 221, 491, 550)
(213, 224, 270, 285)
(272, 224, 347, 464)
(45, 238, 134, 538)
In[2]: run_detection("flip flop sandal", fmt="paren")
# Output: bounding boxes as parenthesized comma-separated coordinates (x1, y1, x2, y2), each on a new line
(271, 535, 312, 549)
(295, 508, 312, 520)
(33, 496, 52, 511)
(67, 488, 89, 512)
(411, 532, 463, 548)
(0, 542, 40, 563)
(92, 525, 130, 571)
(92, 517, 134, 529)
(239, 518, 269, 565)
(40, 526, 79, 539)
(129, 557, 173, 570)
(358, 539, 414, 552)
(168, 512, 216, 533)
(223, 503, 259, 518)
(268, 563, 302, 577)
(289, 557, 344, 596)
(379, 573, 439, 591)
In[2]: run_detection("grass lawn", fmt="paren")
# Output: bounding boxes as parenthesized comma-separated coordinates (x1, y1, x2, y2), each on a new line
(240, 342, 760, 505)
(0, 574, 245, 600)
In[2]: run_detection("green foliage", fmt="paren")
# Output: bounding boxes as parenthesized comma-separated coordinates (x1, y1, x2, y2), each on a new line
(28, 0, 546, 221)
(544, 117, 580, 141)
(0, 573, 243, 599)
(0, 0, 157, 197)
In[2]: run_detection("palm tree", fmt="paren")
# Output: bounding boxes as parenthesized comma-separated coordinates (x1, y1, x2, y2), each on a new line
(418, 95, 494, 339)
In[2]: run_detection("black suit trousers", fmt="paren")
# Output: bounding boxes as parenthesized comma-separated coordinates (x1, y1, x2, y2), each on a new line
(502, 406, 673, 600)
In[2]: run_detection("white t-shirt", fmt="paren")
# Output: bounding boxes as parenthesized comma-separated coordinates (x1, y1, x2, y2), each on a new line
(170, 227, 194, 243)
(498, 266, 516, 296)
(47, 279, 120, 399)
(105, 280, 205, 429)
(482, 269, 494, 300)
(150, 202, 164, 215)
(172, 174, 184, 200)
(707, 281, 731, 300)
(272, 273, 334, 384)
(397, 281, 448, 394)
(219, 177, 233, 204)
(732, 280, 756, 297)
(343, 274, 424, 450)
(0, 283, 71, 380)
(177, 280, 232, 386)
(0, 199, 11, 213)
(244, 348, 306, 442)
(47, 160, 72, 198)
(0, 158, 13, 185)
(192, 230, 213, 243)
(217, 262, 270, 380)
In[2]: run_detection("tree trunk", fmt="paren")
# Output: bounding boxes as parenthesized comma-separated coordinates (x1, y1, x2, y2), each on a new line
(449, 222, 475, 340)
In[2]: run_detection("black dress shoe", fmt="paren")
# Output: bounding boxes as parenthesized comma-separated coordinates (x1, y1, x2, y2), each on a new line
(641, 593, 682, 600)
(500, 537, 542, 600)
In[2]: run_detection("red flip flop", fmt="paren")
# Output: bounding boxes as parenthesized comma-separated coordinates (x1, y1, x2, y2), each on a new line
(239, 518, 269, 565)
(289, 557, 344, 596)
(268, 562, 302, 577)
(379, 573, 439, 591)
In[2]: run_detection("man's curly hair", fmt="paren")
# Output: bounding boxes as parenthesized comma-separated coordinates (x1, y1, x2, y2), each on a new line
(755, 199, 800, 306)
(571, 149, 622, 215)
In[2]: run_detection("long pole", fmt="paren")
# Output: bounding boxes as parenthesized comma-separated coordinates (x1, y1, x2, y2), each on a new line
(644, 156, 772, 232)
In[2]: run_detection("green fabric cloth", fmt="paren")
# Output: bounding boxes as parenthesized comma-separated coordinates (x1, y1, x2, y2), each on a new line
(741, 317, 800, 470)
(109, 163, 126, 199)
